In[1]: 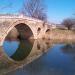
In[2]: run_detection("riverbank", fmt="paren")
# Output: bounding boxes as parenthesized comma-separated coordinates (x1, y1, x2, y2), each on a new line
(45, 29, 75, 40)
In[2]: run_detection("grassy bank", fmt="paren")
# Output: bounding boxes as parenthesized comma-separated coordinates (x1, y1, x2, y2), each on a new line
(45, 29, 75, 40)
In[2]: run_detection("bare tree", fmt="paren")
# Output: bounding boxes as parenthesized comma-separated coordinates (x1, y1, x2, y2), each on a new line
(20, 0, 47, 21)
(62, 18, 75, 30)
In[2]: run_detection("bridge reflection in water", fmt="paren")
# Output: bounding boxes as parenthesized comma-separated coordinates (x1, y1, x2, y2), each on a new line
(3, 40, 33, 61)
(7, 42, 75, 75)
(1, 39, 75, 75)
(0, 39, 52, 75)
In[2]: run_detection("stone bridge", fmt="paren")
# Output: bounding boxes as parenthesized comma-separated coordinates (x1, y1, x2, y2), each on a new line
(0, 14, 50, 46)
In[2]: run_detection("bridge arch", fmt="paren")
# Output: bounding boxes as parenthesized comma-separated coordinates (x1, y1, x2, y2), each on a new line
(1, 19, 37, 46)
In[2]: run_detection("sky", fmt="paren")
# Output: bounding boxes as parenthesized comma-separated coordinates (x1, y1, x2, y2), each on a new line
(0, 0, 75, 23)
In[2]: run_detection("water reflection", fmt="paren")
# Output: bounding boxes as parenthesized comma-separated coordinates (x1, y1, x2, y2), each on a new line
(62, 44, 75, 54)
(2, 39, 75, 75)
(7, 43, 75, 75)
(0, 39, 54, 75)
(3, 41, 20, 57)
(2, 39, 52, 62)
(3, 40, 33, 61)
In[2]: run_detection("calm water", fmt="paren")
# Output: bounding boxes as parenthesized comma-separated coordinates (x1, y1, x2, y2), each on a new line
(1, 40, 75, 75)
(3, 40, 33, 61)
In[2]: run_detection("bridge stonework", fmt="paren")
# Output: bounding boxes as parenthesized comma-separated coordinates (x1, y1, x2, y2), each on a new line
(0, 15, 49, 46)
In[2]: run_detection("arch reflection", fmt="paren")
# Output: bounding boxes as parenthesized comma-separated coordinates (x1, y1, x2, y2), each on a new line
(3, 40, 33, 61)
(3, 39, 52, 62)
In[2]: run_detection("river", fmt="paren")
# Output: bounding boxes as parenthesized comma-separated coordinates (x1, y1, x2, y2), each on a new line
(0, 39, 75, 75)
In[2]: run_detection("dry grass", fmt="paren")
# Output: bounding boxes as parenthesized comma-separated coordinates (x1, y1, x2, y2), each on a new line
(46, 29, 75, 40)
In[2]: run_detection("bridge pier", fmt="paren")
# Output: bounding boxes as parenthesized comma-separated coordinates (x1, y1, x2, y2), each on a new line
(0, 37, 3, 46)
(0, 42, 2, 46)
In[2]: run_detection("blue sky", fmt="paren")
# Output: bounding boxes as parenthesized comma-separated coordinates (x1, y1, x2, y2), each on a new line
(0, 0, 75, 23)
